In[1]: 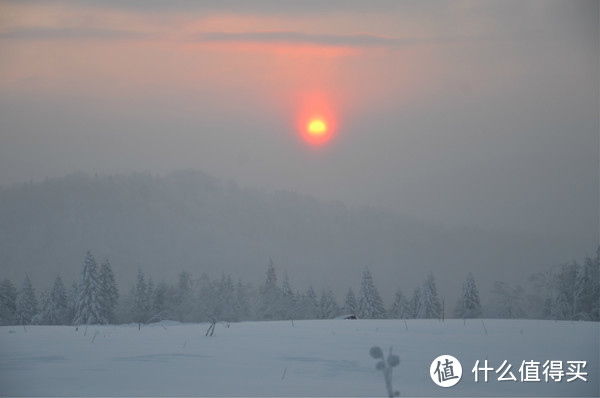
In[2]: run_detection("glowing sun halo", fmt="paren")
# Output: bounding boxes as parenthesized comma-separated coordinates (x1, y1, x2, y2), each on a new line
(297, 96, 336, 146)
(308, 119, 327, 136)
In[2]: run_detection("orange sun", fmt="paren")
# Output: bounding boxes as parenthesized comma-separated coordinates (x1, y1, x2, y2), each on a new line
(307, 119, 327, 137)
(302, 116, 332, 145)
(296, 93, 337, 146)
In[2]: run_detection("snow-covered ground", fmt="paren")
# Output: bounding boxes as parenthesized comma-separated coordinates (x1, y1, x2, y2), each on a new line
(0, 319, 598, 397)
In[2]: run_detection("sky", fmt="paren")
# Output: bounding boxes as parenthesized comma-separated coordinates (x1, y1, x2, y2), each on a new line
(0, 0, 598, 244)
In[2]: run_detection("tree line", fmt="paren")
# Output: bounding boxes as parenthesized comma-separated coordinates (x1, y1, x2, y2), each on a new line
(1, 248, 598, 326)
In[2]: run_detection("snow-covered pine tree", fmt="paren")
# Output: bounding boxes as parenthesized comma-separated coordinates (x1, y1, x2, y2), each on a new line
(197, 273, 217, 322)
(454, 272, 482, 318)
(39, 275, 68, 325)
(147, 277, 154, 298)
(98, 258, 119, 324)
(298, 286, 319, 320)
(0, 278, 18, 325)
(571, 250, 600, 321)
(489, 281, 526, 319)
(281, 272, 296, 318)
(343, 288, 358, 316)
(131, 268, 149, 325)
(265, 258, 277, 288)
(146, 277, 155, 320)
(418, 272, 442, 319)
(539, 262, 577, 320)
(173, 271, 194, 322)
(389, 288, 410, 319)
(214, 273, 236, 322)
(319, 288, 340, 319)
(16, 275, 38, 325)
(592, 247, 600, 321)
(50, 275, 68, 324)
(574, 258, 590, 320)
(281, 272, 293, 299)
(151, 280, 168, 319)
(258, 258, 282, 320)
(37, 292, 52, 325)
(409, 287, 421, 318)
(234, 279, 252, 321)
(224, 274, 238, 321)
(66, 281, 78, 325)
(74, 251, 104, 325)
(357, 267, 385, 319)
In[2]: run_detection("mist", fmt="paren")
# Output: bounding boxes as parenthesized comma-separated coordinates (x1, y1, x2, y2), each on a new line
(1, 0, 598, 307)
(0, 2, 598, 396)
(0, 171, 594, 308)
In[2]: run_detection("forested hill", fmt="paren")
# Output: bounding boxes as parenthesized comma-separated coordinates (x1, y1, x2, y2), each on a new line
(0, 170, 589, 302)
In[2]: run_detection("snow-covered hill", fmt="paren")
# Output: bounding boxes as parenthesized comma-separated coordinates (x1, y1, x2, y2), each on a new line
(1, 319, 597, 397)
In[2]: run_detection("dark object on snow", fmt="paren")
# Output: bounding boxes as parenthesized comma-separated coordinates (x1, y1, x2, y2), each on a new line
(206, 321, 216, 336)
(336, 314, 357, 320)
(370, 346, 400, 397)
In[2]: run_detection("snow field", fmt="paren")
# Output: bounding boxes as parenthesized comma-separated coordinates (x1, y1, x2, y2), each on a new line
(0, 319, 598, 397)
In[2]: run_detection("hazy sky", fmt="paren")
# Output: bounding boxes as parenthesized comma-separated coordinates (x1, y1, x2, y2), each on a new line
(0, 0, 598, 242)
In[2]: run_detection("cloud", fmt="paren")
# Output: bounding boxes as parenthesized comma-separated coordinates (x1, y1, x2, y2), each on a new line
(0, 26, 409, 49)
(0, 26, 404, 48)
(4, 0, 403, 16)
(0, 27, 151, 41)
(192, 31, 405, 48)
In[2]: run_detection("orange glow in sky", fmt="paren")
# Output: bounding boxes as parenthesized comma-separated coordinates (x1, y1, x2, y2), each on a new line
(297, 93, 337, 146)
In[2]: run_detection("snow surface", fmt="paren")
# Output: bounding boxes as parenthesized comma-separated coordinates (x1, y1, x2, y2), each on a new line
(0, 319, 598, 397)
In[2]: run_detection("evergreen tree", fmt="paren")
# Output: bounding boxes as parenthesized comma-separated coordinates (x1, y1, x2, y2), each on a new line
(213, 273, 236, 322)
(574, 250, 599, 321)
(357, 267, 385, 319)
(131, 268, 149, 325)
(98, 259, 119, 324)
(178, 270, 193, 291)
(173, 271, 194, 322)
(223, 274, 238, 321)
(281, 272, 296, 318)
(454, 272, 482, 318)
(409, 287, 421, 318)
(197, 273, 217, 322)
(146, 277, 155, 319)
(37, 292, 52, 325)
(533, 252, 600, 321)
(234, 279, 252, 321)
(74, 251, 104, 325)
(319, 288, 340, 319)
(389, 288, 410, 319)
(489, 281, 526, 319)
(343, 288, 358, 316)
(39, 275, 68, 325)
(16, 275, 38, 325)
(265, 258, 277, 289)
(299, 286, 319, 320)
(51, 275, 68, 319)
(591, 247, 600, 321)
(540, 262, 577, 320)
(0, 278, 18, 325)
(151, 280, 168, 319)
(66, 281, 78, 325)
(281, 273, 294, 299)
(418, 272, 442, 319)
(258, 259, 282, 320)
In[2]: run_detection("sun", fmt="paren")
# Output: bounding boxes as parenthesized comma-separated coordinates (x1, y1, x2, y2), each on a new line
(299, 114, 335, 146)
(296, 93, 337, 146)
(307, 119, 327, 136)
